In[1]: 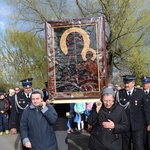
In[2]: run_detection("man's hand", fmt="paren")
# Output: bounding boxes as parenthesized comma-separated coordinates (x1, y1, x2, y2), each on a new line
(102, 119, 115, 129)
(25, 141, 32, 148)
(10, 128, 17, 134)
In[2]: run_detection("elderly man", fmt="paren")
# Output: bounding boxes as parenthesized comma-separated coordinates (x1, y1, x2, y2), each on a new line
(116, 75, 150, 150)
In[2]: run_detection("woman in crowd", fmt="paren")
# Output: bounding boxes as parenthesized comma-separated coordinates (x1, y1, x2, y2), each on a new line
(88, 88, 128, 150)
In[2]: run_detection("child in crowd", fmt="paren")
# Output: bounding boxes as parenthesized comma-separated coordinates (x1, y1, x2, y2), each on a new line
(74, 102, 86, 133)
(85, 102, 94, 132)
(0, 90, 10, 135)
(67, 103, 75, 134)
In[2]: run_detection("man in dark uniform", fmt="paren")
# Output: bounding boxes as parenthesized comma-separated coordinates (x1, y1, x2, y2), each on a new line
(10, 78, 33, 150)
(116, 75, 150, 150)
(141, 76, 150, 150)
(42, 82, 49, 102)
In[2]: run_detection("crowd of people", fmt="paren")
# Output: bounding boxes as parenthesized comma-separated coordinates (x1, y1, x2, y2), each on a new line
(0, 75, 150, 150)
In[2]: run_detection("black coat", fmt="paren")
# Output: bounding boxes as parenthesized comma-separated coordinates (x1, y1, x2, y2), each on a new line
(42, 89, 48, 102)
(9, 90, 31, 131)
(116, 88, 150, 130)
(88, 104, 128, 150)
(143, 90, 150, 126)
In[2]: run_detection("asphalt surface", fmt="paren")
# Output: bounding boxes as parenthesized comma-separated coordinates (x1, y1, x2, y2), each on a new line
(0, 133, 22, 150)
(0, 131, 90, 150)
(68, 131, 90, 150)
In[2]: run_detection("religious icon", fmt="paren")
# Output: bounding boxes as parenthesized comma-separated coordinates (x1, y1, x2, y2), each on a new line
(45, 16, 107, 101)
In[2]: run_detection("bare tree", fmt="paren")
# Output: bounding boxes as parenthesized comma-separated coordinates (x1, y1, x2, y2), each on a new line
(4, 0, 150, 81)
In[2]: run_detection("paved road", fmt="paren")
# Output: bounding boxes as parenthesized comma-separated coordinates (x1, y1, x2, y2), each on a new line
(0, 133, 22, 150)
(68, 132, 90, 150)
(0, 131, 90, 150)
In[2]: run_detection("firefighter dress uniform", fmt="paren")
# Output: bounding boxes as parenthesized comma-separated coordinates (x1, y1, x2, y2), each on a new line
(10, 78, 33, 150)
(141, 76, 150, 150)
(116, 75, 150, 150)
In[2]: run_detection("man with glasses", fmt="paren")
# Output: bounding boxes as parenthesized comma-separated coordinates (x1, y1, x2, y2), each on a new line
(14, 87, 20, 94)
(10, 78, 33, 150)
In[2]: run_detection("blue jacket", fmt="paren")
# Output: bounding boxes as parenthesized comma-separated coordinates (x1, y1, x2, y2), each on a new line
(20, 103, 58, 150)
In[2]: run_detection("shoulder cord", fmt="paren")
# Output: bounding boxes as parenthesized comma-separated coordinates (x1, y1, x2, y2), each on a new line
(15, 94, 28, 113)
(116, 91, 130, 110)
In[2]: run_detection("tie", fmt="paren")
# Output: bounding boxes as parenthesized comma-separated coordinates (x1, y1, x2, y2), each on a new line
(27, 93, 29, 98)
(128, 91, 131, 96)
(145, 91, 148, 94)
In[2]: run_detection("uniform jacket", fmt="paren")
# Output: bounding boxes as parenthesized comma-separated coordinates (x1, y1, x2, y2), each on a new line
(143, 89, 150, 125)
(20, 103, 58, 150)
(42, 89, 48, 102)
(10, 90, 31, 131)
(116, 88, 150, 130)
(88, 104, 128, 150)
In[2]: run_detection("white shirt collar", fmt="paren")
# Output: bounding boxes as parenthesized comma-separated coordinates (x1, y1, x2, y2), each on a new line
(25, 92, 31, 98)
(127, 88, 134, 95)
(144, 89, 149, 93)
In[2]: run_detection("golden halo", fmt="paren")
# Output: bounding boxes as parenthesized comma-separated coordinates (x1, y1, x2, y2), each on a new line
(82, 47, 96, 61)
(60, 27, 90, 55)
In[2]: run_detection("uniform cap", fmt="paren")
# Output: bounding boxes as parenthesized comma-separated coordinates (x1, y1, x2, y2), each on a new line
(20, 78, 33, 88)
(122, 75, 136, 84)
(101, 88, 115, 97)
(141, 76, 150, 84)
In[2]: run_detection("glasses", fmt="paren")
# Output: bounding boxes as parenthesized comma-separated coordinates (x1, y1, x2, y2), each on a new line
(103, 100, 113, 103)
(15, 89, 20, 91)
